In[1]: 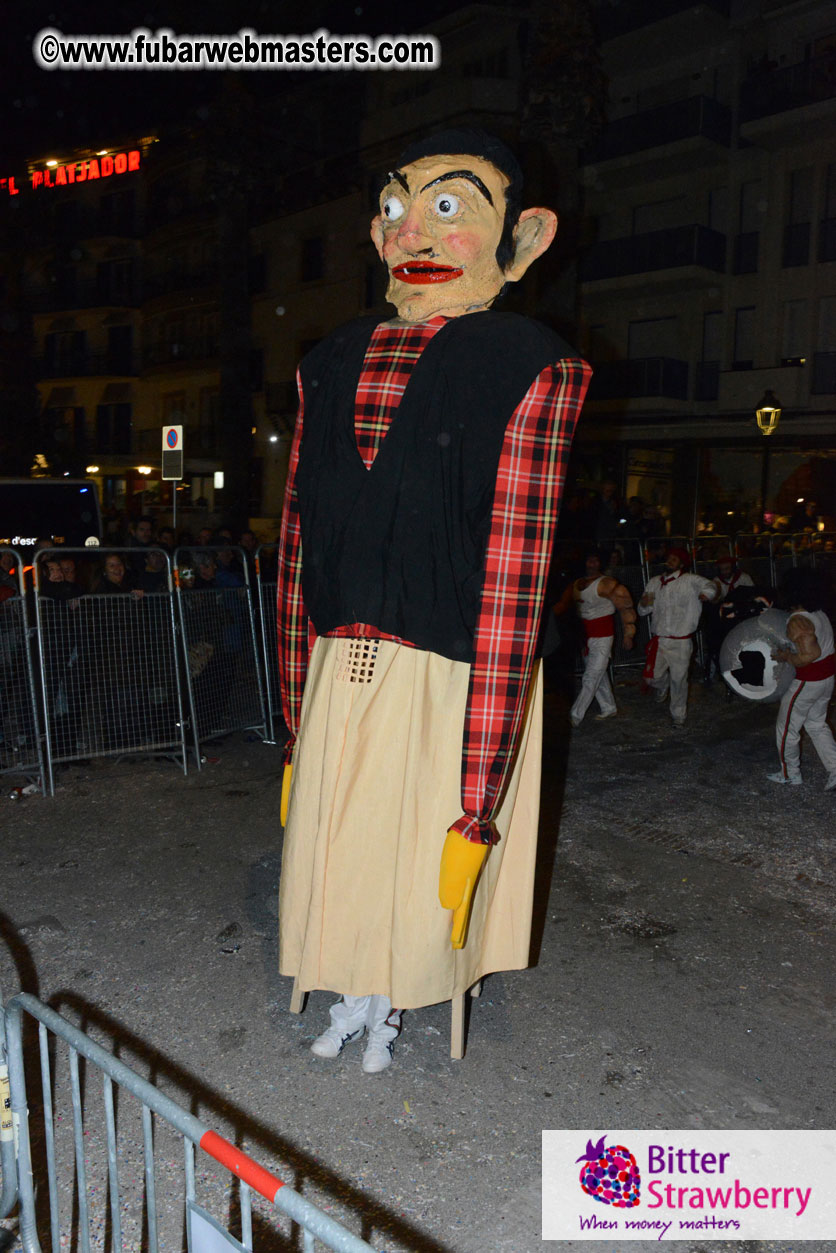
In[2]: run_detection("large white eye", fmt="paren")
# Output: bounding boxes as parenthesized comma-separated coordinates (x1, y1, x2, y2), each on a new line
(382, 195, 405, 221)
(433, 192, 460, 218)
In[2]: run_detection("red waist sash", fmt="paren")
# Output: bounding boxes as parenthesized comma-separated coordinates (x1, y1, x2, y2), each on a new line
(583, 615, 615, 639)
(796, 654, 836, 681)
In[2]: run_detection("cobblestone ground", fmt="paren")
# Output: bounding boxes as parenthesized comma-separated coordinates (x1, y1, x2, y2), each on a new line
(1, 662, 834, 1253)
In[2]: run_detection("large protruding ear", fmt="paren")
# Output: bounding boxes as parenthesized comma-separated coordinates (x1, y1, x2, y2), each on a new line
(370, 215, 386, 261)
(503, 207, 558, 282)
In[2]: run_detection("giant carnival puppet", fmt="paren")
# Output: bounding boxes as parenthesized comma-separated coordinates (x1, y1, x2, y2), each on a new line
(276, 129, 591, 1073)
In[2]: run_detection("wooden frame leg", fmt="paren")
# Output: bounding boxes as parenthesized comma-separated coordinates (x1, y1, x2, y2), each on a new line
(289, 978, 306, 1014)
(450, 979, 485, 1058)
(450, 994, 465, 1059)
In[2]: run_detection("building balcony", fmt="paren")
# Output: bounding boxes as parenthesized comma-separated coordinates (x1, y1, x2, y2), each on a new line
(580, 225, 726, 288)
(133, 426, 219, 457)
(53, 207, 144, 240)
(588, 357, 688, 402)
(28, 281, 143, 313)
(35, 353, 139, 379)
(717, 361, 808, 412)
(582, 96, 731, 166)
(360, 76, 519, 150)
(740, 54, 836, 147)
(143, 268, 218, 302)
(593, 0, 729, 39)
(145, 196, 215, 234)
(143, 339, 219, 369)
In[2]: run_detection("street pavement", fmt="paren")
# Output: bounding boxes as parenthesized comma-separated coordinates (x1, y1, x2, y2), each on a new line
(1, 668, 834, 1253)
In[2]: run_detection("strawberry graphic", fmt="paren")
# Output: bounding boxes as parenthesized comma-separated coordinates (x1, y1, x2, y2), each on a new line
(577, 1134, 641, 1207)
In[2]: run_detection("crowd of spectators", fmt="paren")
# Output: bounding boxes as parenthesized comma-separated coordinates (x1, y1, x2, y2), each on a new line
(558, 484, 836, 547)
(3, 509, 833, 773)
(0, 518, 274, 768)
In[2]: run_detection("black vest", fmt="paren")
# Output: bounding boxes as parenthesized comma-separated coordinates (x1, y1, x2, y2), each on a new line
(295, 312, 571, 663)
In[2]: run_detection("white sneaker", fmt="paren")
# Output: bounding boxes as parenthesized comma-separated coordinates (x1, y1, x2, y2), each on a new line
(311, 1023, 365, 1058)
(569, 713, 582, 728)
(310, 995, 369, 1059)
(824, 773, 836, 792)
(362, 1034, 396, 1074)
(594, 710, 617, 721)
(766, 771, 802, 786)
(654, 688, 668, 704)
(362, 996, 401, 1074)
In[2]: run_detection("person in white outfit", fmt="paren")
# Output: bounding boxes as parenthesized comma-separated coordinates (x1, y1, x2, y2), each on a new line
(638, 547, 716, 726)
(712, 553, 754, 600)
(705, 554, 755, 682)
(768, 572, 836, 790)
(554, 550, 636, 726)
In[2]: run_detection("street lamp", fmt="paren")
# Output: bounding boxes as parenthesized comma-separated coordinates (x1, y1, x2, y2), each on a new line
(756, 390, 782, 526)
(755, 389, 782, 436)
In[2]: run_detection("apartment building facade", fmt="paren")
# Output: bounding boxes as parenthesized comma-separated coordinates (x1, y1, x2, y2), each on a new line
(2, 1, 832, 535)
(580, 0, 836, 529)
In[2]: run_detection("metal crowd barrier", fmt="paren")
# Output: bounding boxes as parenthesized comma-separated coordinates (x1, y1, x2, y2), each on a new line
(174, 547, 267, 767)
(1, 989, 378, 1252)
(33, 549, 188, 795)
(602, 538, 648, 668)
(4, 529, 831, 791)
(0, 548, 45, 793)
(546, 529, 832, 692)
(732, 533, 775, 587)
(253, 544, 283, 744)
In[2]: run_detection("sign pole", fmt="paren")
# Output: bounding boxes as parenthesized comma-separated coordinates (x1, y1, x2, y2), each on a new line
(161, 425, 184, 537)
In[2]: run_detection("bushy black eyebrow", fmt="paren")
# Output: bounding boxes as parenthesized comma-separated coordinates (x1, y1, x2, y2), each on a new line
(419, 169, 494, 206)
(385, 169, 410, 194)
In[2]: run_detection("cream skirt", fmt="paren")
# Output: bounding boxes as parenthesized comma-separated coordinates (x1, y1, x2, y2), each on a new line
(278, 636, 543, 1008)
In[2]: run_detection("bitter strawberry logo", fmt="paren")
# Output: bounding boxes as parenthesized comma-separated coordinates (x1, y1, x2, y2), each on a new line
(577, 1134, 641, 1207)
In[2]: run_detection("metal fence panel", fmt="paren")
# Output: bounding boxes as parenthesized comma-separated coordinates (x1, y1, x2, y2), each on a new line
(806, 532, 836, 580)
(605, 538, 648, 668)
(691, 534, 734, 578)
(174, 548, 267, 765)
(734, 533, 775, 588)
(772, 534, 799, 587)
(643, 534, 692, 579)
(33, 549, 187, 794)
(254, 544, 283, 744)
(2, 991, 379, 1252)
(0, 548, 45, 791)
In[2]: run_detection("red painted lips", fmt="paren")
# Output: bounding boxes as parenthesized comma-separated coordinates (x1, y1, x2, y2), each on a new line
(391, 263, 463, 285)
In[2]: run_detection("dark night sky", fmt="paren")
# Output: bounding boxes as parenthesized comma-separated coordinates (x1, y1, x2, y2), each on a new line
(3, 1, 471, 165)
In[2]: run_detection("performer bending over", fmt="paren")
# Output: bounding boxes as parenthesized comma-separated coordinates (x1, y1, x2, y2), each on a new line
(769, 571, 836, 790)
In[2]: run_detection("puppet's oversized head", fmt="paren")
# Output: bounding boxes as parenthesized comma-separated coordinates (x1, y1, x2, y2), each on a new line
(370, 128, 557, 321)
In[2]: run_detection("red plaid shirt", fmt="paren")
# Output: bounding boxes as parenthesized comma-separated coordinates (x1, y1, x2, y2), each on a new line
(277, 319, 590, 843)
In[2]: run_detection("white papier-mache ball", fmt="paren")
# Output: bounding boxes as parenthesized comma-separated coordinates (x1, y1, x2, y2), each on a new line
(720, 609, 794, 702)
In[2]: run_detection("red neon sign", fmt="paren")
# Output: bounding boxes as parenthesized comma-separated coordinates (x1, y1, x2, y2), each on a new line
(2, 149, 142, 196)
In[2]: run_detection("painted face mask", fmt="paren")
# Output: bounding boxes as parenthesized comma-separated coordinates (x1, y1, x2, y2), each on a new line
(370, 152, 557, 322)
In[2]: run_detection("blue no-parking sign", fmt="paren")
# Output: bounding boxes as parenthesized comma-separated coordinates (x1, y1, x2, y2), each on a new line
(162, 425, 184, 480)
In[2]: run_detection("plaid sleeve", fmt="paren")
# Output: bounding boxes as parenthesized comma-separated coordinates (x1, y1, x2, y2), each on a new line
(449, 358, 592, 844)
(276, 371, 309, 765)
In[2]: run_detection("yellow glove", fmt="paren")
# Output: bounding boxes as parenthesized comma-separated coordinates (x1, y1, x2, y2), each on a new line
(280, 762, 293, 827)
(438, 829, 489, 950)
